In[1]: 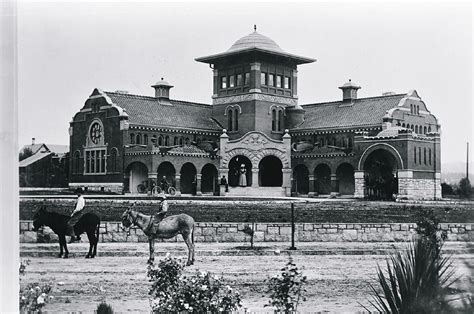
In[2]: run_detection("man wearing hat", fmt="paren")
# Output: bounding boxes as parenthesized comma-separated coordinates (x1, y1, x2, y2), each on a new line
(155, 194, 168, 222)
(67, 188, 86, 243)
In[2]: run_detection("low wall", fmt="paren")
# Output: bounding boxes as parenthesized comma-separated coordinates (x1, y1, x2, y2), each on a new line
(20, 221, 474, 243)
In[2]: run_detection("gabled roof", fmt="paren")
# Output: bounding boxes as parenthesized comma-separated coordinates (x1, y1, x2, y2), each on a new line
(104, 92, 221, 132)
(45, 144, 69, 155)
(293, 93, 406, 131)
(21, 143, 69, 155)
(19, 151, 52, 167)
(21, 143, 47, 155)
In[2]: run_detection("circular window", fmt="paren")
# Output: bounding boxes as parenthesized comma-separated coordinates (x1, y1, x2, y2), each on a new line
(89, 122, 103, 144)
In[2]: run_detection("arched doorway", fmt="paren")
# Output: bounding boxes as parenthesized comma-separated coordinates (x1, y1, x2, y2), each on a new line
(128, 162, 148, 194)
(363, 149, 398, 200)
(314, 164, 331, 195)
(293, 164, 309, 194)
(228, 155, 252, 187)
(336, 163, 355, 195)
(180, 163, 197, 195)
(202, 164, 218, 195)
(259, 155, 283, 187)
(157, 162, 176, 188)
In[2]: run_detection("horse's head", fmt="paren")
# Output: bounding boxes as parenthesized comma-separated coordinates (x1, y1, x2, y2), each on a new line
(121, 208, 134, 228)
(32, 206, 47, 231)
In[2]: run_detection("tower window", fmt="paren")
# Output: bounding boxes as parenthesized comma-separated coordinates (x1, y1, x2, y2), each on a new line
(236, 74, 243, 86)
(165, 135, 170, 146)
(424, 148, 427, 165)
(143, 134, 148, 145)
(221, 76, 227, 89)
(268, 74, 275, 87)
(414, 147, 417, 164)
(130, 133, 135, 144)
(173, 137, 178, 146)
(261, 73, 267, 85)
(284, 76, 290, 89)
(278, 109, 283, 131)
(419, 147, 422, 164)
(276, 75, 282, 88)
(429, 148, 432, 165)
(272, 109, 276, 131)
(228, 109, 233, 131)
(244, 73, 250, 85)
(229, 75, 235, 88)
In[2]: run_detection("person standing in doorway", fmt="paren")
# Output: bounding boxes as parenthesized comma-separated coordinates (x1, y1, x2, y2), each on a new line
(238, 164, 247, 187)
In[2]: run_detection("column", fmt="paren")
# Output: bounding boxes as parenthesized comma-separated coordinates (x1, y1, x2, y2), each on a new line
(282, 168, 292, 196)
(308, 174, 315, 197)
(251, 168, 259, 187)
(196, 174, 202, 196)
(354, 171, 365, 199)
(330, 174, 339, 197)
(174, 174, 181, 196)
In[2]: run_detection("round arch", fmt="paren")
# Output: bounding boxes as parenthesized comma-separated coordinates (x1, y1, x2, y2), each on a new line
(180, 163, 197, 195)
(157, 162, 176, 188)
(229, 155, 252, 187)
(358, 143, 404, 171)
(126, 162, 148, 194)
(314, 164, 331, 195)
(293, 164, 309, 194)
(259, 155, 283, 187)
(201, 163, 218, 194)
(363, 149, 399, 200)
(336, 163, 355, 195)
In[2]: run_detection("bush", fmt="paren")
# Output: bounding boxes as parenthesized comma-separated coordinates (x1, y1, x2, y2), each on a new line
(96, 301, 114, 314)
(265, 258, 307, 312)
(458, 178, 472, 199)
(148, 254, 242, 313)
(19, 283, 53, 313)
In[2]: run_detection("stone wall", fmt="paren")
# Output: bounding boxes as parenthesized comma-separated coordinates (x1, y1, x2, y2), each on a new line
(20, 221, 474, 244)
(398, 177, 442, 200)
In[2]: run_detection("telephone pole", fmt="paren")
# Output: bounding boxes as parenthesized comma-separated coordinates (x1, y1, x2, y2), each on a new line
(467, 142, 470, 180)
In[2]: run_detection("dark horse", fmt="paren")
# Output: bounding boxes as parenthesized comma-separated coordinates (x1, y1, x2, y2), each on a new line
(32, 207, 100, 258)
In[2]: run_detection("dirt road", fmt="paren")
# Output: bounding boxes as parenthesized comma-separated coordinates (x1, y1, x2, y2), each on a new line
(20, 250, 473, 313)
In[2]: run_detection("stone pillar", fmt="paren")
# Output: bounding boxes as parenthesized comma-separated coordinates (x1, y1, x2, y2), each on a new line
(434, 172, 442, 200)
(250, 62, 261, 93)
(282, 168, 292, 196)
(308, 175, 315, 197)
(354, 171, 365, 198)
(174, 174, 181, 196)
(196, 174, 202, 196)
(397, 170, 414, 200)
(330, 174, 339, 197)
(251, 168, 259, 187)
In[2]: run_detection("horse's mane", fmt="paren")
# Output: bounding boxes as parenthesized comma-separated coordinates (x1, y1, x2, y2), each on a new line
(41, 210, 70, 220)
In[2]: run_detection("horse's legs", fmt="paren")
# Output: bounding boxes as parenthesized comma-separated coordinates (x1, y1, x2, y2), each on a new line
(61, 235, 69, 258)
(182, 232, 195, 266)
(86, 231, 94, 258)
(93, 225, 99, 258)
(148, 239, 155, 264)
(58, 235, 64, 258)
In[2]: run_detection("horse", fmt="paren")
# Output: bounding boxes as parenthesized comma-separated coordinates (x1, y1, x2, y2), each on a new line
(32, 207, 100, 259)
(121, 209, 195, 266)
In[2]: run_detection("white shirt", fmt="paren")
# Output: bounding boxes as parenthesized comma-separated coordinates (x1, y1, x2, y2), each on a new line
(72, 195, 85, 216)
(161, 199, 168, 213)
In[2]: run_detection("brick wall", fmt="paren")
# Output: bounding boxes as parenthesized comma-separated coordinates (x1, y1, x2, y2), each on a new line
(20, 221, 474, 244)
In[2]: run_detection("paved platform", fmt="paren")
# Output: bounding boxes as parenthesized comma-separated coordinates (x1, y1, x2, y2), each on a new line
(20, 241, 474, 258)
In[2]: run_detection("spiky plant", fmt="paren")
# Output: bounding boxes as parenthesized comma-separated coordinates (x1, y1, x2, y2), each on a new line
(365, 236, 456, 313)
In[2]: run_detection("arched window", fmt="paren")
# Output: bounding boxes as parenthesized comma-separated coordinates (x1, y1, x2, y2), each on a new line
(179, 137, 184, 146)
(414, 147, 417, 164)
(74, 151, 81, 173)
(278, 110, 283, 131)
(228, 109, 233, 131)
(402, 123, 406, 128)
(415, 125, 418, 134)
(272, 109, 276, 131)
(424, 147, 427, 165)
(185, 138, 190, 145)
(158, 135, 163, 146)
(428, 126, 432, 133)
(130, 133, 135, 144)
(332, 138, 337, 146)
(348, 137, 353, 148)
(419, 147, 422, 164)
(165, 135, 170, 146)
(410, 104, 413, 114)
(143, 134, 148, 145)
(429, 148, 432, 165)
(234, 108, 239, 131)
(411, 125, 414, 131)
(136, 134, 141, 145)
(174, 137, 179, 145)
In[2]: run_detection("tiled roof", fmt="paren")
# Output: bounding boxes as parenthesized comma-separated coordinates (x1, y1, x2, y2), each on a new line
(19, 151, 52, 167)
(45, 144, 69, 154)
(105, 92, 221, 131)
(21, 144, 47, 155)
(168, 145, 209, 155)
(294, 94, 405, 131)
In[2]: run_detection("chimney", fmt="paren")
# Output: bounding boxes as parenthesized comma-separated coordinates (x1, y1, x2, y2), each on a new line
(338, 79, 361, 102)
(151, 78, 173, 102)
(32, 137, 36, 145)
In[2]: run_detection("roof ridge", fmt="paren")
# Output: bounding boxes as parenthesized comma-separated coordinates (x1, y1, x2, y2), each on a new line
(302, 93, 405, 107)
(105, 91, 211, 107)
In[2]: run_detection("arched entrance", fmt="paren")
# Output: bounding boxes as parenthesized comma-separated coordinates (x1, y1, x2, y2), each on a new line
(363, 149, 398, 200)
(259, 155, 283, 187)
(180, 163, 197, 195)
(157, 162, 176, 189)
(202, 164, 218, 195)
(336, 163, 355, 195)
(293, 164, 309, 194)
(228, 155, 252, 187)
(128, 162, 148, 194)
(314, 164, 331, 195)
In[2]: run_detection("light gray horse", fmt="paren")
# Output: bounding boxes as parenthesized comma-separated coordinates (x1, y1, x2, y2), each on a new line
(121, 208, 195, 266)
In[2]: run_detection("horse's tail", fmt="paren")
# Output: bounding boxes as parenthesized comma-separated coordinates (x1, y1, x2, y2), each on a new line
(95, 218, 100, 243)
(191, 225, 195, 245)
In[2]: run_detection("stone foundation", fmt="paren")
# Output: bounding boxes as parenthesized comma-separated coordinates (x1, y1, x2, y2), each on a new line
(398, 178, 441, 200)
(20, 221, 474, 243)
(69, 182, 123, 194)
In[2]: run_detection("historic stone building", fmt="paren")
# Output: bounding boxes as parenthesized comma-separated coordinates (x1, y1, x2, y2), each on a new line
(69, 28, 441, 200)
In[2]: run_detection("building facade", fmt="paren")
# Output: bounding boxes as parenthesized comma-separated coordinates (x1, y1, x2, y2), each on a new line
(69, 29, 441, 200)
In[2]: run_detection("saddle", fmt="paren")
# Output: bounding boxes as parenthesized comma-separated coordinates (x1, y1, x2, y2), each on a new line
(144, 212, 166, 235)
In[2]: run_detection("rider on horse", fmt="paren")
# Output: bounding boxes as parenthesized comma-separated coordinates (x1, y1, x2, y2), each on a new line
(67, 188, 85, 243)
(155, 194, 168, 222)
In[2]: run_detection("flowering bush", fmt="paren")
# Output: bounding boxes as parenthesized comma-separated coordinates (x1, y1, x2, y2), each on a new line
(265, 258, 307, 312)
(19, 283, 53, 313)
(148, 255, 242, 313)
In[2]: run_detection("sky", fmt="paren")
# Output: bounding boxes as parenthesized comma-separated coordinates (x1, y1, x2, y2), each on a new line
(17, 1, 473, 164)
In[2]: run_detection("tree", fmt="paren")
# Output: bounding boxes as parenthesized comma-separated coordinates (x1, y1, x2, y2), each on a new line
(19, 147, 34, 161)
(458, 178, 472, 199)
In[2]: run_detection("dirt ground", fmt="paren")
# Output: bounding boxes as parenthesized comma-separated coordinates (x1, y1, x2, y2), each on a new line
(20, 249, 473, 313)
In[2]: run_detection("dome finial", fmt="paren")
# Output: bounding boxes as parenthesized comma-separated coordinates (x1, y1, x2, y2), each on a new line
(254, 24, 257, 32)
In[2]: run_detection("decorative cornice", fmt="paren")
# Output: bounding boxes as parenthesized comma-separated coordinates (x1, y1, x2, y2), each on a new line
(213, 93, 298, 106)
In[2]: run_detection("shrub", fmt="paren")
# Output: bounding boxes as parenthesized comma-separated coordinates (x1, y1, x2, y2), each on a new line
(96, 301, 114, 314)
(19, 283, 53, 313)
(458, 178, 472, 199)
(148, 254, 242, 313)
(265, 257, 307, 312)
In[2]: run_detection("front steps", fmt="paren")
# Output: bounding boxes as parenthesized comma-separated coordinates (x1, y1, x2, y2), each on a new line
(225, 186, 286, 197)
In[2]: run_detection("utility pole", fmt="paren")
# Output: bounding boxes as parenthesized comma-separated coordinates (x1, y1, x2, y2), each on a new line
(467, 142, 469, 180)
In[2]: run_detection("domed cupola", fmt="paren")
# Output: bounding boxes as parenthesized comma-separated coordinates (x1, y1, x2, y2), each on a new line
(227, 26, 285, 54)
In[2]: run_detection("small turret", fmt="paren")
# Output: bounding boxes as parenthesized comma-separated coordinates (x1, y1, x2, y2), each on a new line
(151, 78, 173, 101)
(339, 79, 361, 102)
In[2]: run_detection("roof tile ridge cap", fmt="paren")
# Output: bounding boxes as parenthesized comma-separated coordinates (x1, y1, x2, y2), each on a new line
(302, 93, 405, 107)
(170, 99, 211, 106)
(104, 91, 156, 100)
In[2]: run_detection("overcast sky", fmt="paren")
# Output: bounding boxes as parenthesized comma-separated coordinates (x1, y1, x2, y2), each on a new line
(17, 1, 472, 164)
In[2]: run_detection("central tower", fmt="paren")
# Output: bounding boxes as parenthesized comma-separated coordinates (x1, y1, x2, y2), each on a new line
(195, 27, 315, 140)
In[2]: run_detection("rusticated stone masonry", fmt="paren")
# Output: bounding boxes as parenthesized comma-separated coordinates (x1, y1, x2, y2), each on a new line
(20, 221, 474, 244)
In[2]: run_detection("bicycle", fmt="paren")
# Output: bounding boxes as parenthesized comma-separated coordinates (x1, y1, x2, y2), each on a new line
(155, 185, 177, 196)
